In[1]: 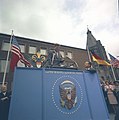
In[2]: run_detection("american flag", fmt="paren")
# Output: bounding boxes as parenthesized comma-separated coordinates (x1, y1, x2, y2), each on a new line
(108, 53, 119, 68)
(10, 36, 31, 71)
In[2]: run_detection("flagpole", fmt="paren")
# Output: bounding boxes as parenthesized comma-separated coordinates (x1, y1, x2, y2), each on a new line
(86, 46, 92, 62)
(106, 51, 117, 81)
(2, 30, 14, 85)
(86, 26, 92, 63)
(110, 64, 117, 81)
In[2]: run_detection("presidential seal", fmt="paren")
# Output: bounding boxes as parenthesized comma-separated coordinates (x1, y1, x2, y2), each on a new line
(59, 80, 77, 110)
(52, 76, 83, 114)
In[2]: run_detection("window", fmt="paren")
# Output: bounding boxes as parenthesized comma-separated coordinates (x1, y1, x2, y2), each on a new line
(60, 51, 65, 58)
(67, 52, 72, 59)
(0, 60, 10, 73)
(1, 42, 10, 51)
(19, 44, 25, 53)
(40, 49, 47, 55)
(29, 46, 37, 54)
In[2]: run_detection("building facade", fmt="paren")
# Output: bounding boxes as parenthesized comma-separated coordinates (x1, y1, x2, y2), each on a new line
(1, 31, 118, 90)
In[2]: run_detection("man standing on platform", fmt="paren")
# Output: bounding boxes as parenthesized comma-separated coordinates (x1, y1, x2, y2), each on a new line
(0, 84, 11, 120)
(84, 61, 96, 73)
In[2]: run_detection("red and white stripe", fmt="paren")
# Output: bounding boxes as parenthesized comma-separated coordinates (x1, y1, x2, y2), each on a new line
(11, 44, 31, 67)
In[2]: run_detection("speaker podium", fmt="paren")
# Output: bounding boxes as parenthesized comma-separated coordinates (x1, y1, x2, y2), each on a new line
(8, 68, 109, 120)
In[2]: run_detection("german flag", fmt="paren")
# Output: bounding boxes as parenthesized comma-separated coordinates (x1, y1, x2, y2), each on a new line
(91, 52, 111, 66)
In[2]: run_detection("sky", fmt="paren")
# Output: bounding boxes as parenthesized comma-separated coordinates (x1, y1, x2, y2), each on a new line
(0, 0, 119, 58)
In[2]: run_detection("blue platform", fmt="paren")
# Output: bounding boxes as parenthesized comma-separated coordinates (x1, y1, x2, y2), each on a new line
(8, 68, 109, 120)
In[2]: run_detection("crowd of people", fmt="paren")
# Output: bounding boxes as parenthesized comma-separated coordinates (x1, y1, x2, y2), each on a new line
(101, 78, 119, 120)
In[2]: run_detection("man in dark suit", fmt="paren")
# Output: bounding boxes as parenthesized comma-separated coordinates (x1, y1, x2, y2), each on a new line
(85, 61, 96, 73)
(114, 81, 119, 120)
(115, 106, 119, 120)
(0, 84, 11, 120)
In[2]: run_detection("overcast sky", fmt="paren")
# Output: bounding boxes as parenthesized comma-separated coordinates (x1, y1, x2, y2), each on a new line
(0, 0, 119, 58)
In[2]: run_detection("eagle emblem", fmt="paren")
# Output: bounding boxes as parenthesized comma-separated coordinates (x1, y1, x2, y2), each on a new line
(59, 80, 77, 110)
